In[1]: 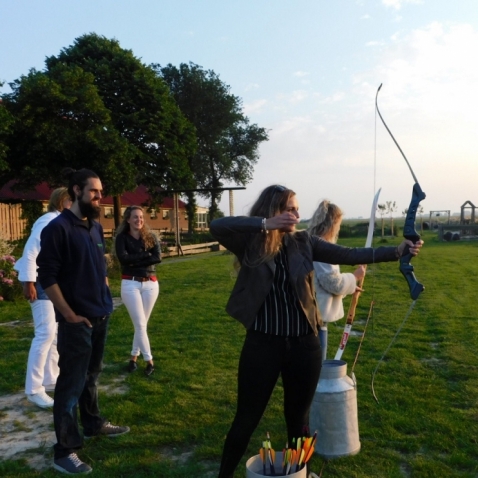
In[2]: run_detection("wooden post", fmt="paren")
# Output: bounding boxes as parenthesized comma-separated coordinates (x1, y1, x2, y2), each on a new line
(229, 189, 234, 216)
(174, 193, 183, 256)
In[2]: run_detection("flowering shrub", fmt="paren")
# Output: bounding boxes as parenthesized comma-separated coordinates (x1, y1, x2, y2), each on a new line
(0, 254, 21, 301)
(0, 230, 14, 257)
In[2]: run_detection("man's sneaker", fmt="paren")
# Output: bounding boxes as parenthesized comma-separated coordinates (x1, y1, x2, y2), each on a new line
(84, 421, 130, 438)
(53, 453, 92, 474)
(27, 391, 54, 408)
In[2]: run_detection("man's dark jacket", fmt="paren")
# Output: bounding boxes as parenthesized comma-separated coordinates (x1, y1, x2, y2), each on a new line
(37, 209, 113, 320)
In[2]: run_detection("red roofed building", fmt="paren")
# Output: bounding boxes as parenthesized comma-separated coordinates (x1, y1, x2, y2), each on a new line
(0, 181, 208, 240)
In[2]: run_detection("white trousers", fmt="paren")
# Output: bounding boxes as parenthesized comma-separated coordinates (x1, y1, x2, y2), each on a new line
(25, 299, 59, 394)
(121, 279, 159, 362)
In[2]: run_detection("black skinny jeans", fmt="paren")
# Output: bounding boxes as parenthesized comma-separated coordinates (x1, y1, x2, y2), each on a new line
(218, 330, 322, 478)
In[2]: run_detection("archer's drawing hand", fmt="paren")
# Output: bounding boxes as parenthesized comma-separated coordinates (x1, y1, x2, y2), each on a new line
(397, 239, 424, 257)
(353, 265, 366, 281)
(265, 212, 299, 231)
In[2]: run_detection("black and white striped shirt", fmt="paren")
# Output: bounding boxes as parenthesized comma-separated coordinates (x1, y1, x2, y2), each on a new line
(253, 246, 312, 336)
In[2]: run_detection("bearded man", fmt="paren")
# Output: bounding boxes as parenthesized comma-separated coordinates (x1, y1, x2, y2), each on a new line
(37, 168, 129, 475)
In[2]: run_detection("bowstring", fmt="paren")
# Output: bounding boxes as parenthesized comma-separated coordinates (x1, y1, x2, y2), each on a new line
(371, 300, 417, 403)
(352, 93, 379, 382)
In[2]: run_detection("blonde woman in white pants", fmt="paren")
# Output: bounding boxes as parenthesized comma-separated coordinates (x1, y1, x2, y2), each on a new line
(14, 188, 72, 408)
(115, 206, 161, 376)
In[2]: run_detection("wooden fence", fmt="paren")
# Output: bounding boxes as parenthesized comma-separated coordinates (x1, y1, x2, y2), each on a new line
(161, 242, 224, 258)
(0, 203, 27, 241)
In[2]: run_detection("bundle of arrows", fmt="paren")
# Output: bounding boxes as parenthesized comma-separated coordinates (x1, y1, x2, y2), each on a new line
(259, 431, 317, 476)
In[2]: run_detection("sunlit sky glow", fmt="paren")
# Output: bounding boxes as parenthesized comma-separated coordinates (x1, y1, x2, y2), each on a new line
(1, 0, 477, 219)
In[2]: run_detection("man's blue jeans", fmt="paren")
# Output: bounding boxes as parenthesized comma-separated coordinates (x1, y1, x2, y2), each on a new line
(53, 316, 109, 459)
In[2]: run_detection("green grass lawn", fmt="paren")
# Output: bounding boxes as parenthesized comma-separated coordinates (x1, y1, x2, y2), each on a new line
(1, 231, 478, 477)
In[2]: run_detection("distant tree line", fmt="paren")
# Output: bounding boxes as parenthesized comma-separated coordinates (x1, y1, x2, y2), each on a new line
(0, 33, 268, 229)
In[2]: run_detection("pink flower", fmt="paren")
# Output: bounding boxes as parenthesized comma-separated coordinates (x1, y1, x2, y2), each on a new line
(0, 296, 3, 301)
(4, 255, 16, 264)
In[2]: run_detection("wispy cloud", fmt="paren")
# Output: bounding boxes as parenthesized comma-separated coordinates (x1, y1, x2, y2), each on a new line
(320, 92, 345, 104)
(243, 99, 267, 114)
(365, 22, 478, 118)
(293, 71, 309, 78)
(286, 90, 309, 104)
(382, 0, 423, 10)
(244, 83, 260, 91)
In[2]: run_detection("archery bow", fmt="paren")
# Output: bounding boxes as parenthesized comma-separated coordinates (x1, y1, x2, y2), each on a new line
(334, 187, 381, 360)
(371, 83, 426, 402)
(375, 84, 426, 301)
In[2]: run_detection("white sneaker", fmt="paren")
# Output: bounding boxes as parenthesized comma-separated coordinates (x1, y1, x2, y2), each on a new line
(27, 391, 54, 408)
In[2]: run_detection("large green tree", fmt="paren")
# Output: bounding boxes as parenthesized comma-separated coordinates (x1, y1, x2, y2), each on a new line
(1, 34, 196, 226)
(157, 63, 268, 221)
(2, 65, 131, 191)
(0, 91, 14, 172)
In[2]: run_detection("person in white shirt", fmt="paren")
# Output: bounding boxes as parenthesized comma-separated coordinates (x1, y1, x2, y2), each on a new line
(308, 200, 365, 360)
(14, 187, 72, 408)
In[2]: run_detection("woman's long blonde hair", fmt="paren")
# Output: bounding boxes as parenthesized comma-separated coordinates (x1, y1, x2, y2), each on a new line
(115, 206, 156, 249)
(308, 200, 343, 243)
(240, 185, 296, 267)
(48, 187, 70, 212)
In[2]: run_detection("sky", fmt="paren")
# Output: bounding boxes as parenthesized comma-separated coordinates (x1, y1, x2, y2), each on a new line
(1, 0, 478, 220)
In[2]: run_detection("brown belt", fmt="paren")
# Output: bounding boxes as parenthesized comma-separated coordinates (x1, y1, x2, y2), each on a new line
(121, 275, 157, 282)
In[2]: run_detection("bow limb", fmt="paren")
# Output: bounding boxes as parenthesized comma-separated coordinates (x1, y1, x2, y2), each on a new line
(334, 188, 381, 360)
(375, 84, 426, 300)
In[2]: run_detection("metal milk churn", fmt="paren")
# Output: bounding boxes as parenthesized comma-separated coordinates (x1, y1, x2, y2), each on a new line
(309, 359, 361, 459)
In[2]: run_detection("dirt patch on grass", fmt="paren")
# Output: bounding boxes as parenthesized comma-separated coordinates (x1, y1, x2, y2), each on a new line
(0, 378, 129, 472)
(0, 392, 55, 470)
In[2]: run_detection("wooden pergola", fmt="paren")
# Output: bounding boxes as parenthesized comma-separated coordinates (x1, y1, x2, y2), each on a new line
(460, 201, 476, 224)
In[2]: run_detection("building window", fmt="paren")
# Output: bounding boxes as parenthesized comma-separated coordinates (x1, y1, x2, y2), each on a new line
(162, 210, 170, 219)
(150, 208, 157, 219)
(104, 207, 113, 219)
(196, 212, 208, 229)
